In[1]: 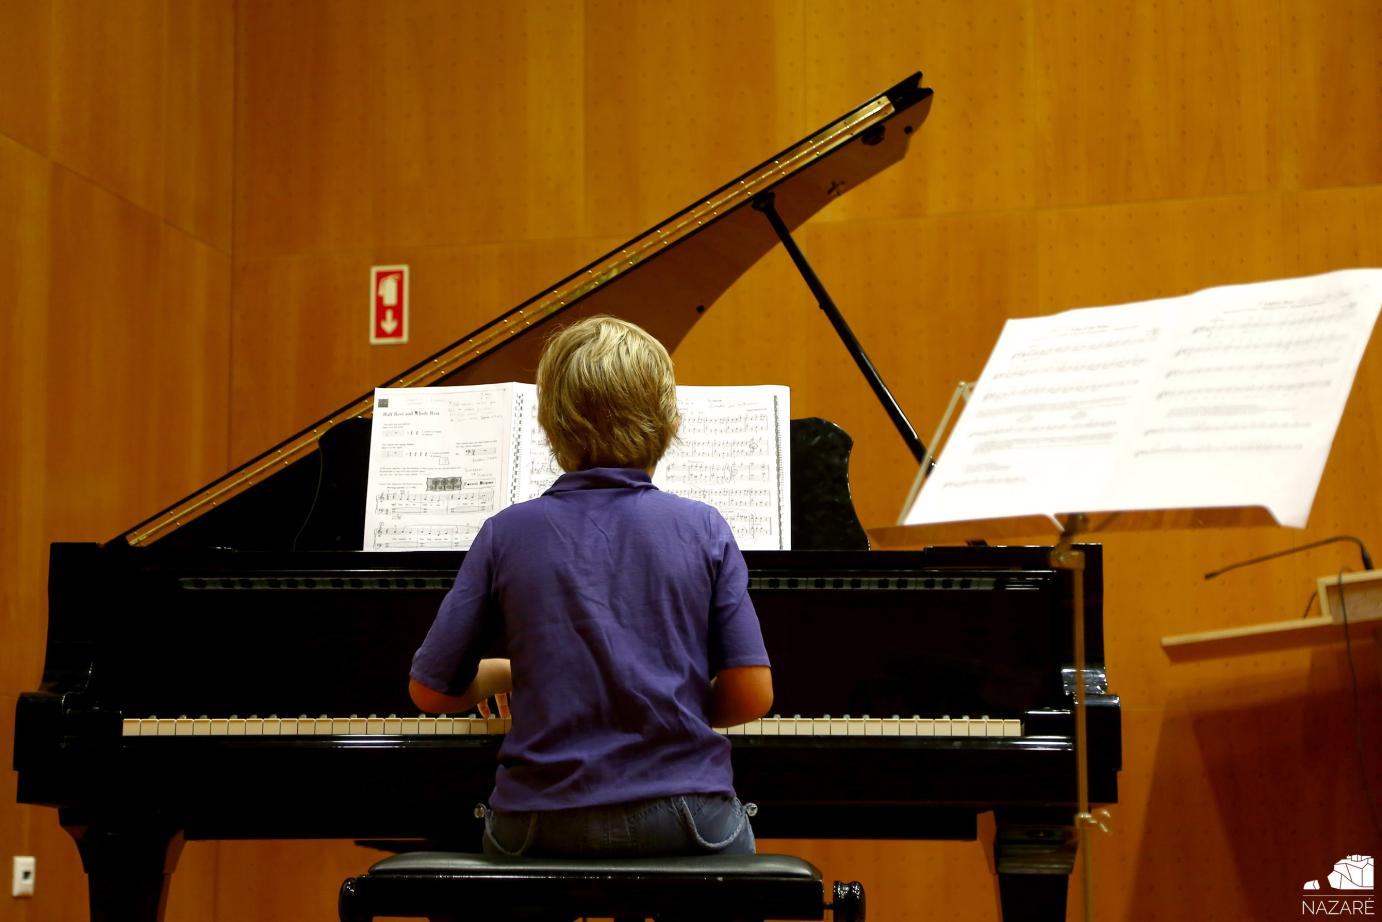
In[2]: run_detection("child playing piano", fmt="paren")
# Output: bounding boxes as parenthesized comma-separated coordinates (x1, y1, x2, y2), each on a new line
(408, 315, 773, 857)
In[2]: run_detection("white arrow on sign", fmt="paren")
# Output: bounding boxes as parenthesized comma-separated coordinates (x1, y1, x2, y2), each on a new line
(380, 309, 399, 335)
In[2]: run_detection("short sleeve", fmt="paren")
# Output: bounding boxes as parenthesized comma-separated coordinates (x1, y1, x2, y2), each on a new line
(707, 516, 770, 674)
(410, 520, 500, 695)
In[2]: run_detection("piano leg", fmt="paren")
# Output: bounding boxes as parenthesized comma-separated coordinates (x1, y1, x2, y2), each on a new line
(60, 810, 184, 922)
(992, 810, 1077, 922)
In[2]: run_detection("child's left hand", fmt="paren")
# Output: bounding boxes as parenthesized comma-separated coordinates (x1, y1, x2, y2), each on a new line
(477, 692, 510, 719)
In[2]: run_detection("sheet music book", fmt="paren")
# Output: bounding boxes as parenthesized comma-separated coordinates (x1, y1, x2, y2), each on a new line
(902, 269, 1382, 531)
(364, 383, 792, 551)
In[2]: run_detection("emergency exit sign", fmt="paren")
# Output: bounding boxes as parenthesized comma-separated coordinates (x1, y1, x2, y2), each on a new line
(370, 265, 409, 345)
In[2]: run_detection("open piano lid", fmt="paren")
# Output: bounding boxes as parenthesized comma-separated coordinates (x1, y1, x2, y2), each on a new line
(122, 72, 933, 550)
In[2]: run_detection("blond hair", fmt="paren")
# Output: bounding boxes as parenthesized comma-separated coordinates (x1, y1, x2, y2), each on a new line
(536, 316, 680, 472)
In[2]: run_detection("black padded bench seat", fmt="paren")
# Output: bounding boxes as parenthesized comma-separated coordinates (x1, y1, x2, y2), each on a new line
(338, 852, 863, 922)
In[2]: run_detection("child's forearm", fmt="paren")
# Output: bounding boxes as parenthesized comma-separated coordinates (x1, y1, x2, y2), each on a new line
(708, 665, 773, 727)
(410, 658, 512, 713)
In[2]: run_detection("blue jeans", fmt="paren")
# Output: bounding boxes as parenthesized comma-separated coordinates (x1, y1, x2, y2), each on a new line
(481, 794, 756, 858)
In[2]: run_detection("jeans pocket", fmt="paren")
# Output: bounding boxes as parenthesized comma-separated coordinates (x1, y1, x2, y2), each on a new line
(675, 795, 750, 852)
(482, 806, 537, 857)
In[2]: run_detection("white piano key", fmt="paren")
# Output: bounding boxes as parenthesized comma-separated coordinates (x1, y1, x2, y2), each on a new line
(881, 718, 901, 736)
(418, 717, 437, 735)
(1004, 719, 1023, 736)
(366, 718, 385, 735)
(864, 719, 883, 736)
(759, 717, 779, 736)
(847, 717, 866, 737)
(122, 719, 139, 737)
(384, 717, 402, 735)
(348, 717, 366, 735)
(192, 719, 211, 736)
(484, 717, 508, 735)
(174, 718, 194, 736)
(400, 717, 419, 735)
(227, 719, 246, 736)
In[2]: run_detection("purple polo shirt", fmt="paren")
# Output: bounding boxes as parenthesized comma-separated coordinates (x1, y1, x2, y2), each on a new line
(410, 467, 770, 811)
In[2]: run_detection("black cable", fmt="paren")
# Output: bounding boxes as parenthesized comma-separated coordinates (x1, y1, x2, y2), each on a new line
(1203, 534, 1373, 580)
(291, 447, 326, 551)
(1335, 569, 1382, 845)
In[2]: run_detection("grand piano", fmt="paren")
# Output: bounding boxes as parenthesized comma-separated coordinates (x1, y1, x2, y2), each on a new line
(14, 73, 1120, 922)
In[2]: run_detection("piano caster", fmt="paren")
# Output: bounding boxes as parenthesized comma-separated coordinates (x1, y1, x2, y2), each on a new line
(829, 879, 867, 922)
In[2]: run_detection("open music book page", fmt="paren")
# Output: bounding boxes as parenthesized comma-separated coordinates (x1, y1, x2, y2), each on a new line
(903, 268, 1382, 531)
(364, 383, 791, 550)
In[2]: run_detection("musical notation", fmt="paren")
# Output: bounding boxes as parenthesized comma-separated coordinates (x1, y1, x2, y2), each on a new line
(654, 386, 790, 550)
(904, 269, 1382, 530)
(363, 384, 521, 550)
(363, 383, 792, 551)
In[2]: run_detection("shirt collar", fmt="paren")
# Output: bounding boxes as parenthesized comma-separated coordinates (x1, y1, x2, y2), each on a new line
(545, 467, 656, 494)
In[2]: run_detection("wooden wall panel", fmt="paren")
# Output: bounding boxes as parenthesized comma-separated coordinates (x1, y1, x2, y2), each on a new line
(164, 0, 236, 252)
(44, 172, 230, 540)
(234, 0, 373, 257)
(802, 0, 1038, 220)
(0, 138, 51, 695)
(0, 0, 51, 155)
(369, 0, 588, 247)
(582, 0, 805, 238)
(51, 0, 167, 214)
(1033, 0, 1281, 207)
(1282, 0, 1382, 188)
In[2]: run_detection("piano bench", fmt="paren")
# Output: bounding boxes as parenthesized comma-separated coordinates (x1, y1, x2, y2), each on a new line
(337, 852, 865, 922)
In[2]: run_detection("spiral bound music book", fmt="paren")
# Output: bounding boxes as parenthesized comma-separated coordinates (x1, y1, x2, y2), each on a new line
(362, 383, 792, 551)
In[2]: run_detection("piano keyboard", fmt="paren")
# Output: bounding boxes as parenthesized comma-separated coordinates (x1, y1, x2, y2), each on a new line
(120, 715, 1023, 738)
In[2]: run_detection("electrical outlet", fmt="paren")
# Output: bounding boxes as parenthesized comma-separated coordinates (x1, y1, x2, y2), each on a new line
(11, 856, 35, 898)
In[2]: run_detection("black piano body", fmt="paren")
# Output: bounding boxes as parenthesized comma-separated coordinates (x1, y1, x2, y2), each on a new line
(13, 72, 1121, 922)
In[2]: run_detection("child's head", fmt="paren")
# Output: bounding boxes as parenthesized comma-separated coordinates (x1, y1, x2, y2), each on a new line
(536, 315, 680, 473)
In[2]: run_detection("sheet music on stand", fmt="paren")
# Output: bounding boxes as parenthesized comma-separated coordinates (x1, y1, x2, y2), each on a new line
(876, 268, 1382, 922)
(885, 268, 1382, 543)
